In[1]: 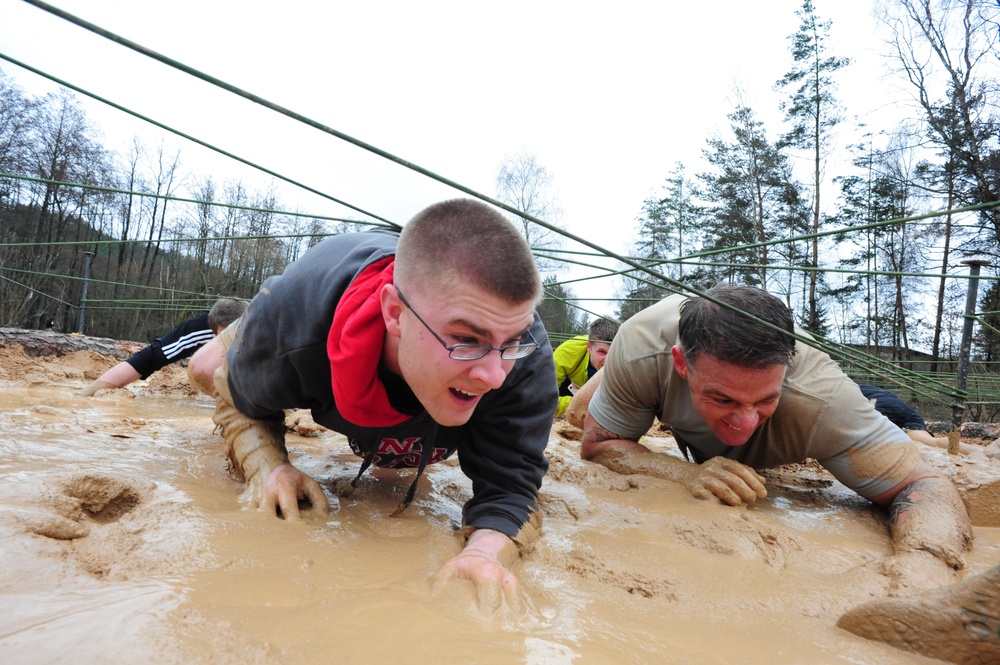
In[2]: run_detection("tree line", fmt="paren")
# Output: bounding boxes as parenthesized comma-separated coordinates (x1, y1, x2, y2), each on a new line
(0, 72, 377, 341)
(608, 0, 1000, 365)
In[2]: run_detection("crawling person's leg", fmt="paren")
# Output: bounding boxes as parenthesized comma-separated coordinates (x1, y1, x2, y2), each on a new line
(187, 320, 239, 396)
(904, 427, 949, 448)
(837, 563, 1000, 665)
(187, 336, 225, 395)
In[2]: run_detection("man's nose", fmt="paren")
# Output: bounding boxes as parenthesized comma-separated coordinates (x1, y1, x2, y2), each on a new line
(730, 407, 760, 430)
(468, 350, 510, 389)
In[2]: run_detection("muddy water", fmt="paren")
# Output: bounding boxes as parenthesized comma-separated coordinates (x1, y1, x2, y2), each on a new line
(1, 361, 999, 664)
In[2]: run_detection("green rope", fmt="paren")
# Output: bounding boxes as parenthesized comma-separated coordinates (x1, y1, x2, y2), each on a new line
(0, 172, 386, 228)
(668, 259, 1000, 281)
(0, 51, 398, 229)
(0, 265, 216, 300)
(0, 272, 77, 308)
(675, 200, 1000, 262)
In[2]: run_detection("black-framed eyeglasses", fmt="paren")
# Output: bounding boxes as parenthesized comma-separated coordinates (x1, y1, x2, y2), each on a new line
(396, 288, 539, 361)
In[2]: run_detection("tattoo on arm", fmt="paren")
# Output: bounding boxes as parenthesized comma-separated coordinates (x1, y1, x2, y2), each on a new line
(582, 423, 625, 449)
(889, 478, 943, 525)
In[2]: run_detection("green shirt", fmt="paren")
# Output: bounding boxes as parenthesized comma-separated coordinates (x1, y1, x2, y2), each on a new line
(552, 335, 591, 416)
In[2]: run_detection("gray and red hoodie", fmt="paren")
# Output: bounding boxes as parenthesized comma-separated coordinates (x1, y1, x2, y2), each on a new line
(226, 231, 557, 538)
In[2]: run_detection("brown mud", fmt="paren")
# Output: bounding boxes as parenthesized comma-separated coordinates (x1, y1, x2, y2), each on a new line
(1, 345, 999, 664)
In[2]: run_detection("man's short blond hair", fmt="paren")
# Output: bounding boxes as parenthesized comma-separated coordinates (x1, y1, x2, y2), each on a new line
(588, 318, 619, 344)
(208, 298, 248, 332)
(395, 199, 541, 304)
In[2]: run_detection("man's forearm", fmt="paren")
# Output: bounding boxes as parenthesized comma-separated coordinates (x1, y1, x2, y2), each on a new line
(581, 411, 649, 458)
(581, 410, 689, 480)
(888, 476, 973, 569)
(588, 445, 692, 483)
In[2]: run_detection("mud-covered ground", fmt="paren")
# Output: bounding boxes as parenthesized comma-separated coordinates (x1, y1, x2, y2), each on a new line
(1, 344, 999, 664)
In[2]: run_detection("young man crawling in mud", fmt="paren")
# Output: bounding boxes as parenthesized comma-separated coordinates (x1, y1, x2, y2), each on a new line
(186, 199, 557, 615)
(568, 285, 998, 663)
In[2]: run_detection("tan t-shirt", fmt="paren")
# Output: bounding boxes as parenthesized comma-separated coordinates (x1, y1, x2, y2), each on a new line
(589, 294, 920, 498)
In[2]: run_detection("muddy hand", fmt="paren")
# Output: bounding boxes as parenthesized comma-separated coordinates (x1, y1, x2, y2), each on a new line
(680, 457, 767, 506)
(431, 529, 533, 617)
(78, 379, 115, 397)
(211, 360, 318, 518)
(431, 551, 532, 617)
(259, 463, 329, 520)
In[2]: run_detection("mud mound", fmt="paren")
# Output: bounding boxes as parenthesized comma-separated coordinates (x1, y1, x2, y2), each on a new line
(142, 364, 199, 396)
(0, 345, 39, 380)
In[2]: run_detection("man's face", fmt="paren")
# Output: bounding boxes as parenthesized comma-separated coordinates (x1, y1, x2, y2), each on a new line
(382, 282, 536, 427)
(587, 341, 611, 371)
(671, 346, 785, 447)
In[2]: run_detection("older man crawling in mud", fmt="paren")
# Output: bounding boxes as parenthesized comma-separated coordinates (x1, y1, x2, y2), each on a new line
(567, 284, 998, 665)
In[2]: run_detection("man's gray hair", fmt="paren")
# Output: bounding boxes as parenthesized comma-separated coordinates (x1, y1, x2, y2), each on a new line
(678, 285, 796, 368)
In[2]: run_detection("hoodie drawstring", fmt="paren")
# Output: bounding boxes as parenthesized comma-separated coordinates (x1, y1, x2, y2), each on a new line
(390, 439, 432, 517)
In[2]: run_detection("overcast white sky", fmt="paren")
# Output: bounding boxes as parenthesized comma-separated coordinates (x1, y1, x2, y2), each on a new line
(1, 0, 920, 315)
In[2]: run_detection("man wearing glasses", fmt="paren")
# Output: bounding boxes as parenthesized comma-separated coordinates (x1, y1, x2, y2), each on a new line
(187, 199, 557, 613)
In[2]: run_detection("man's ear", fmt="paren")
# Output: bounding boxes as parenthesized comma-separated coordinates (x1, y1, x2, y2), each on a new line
(381, 283, 404, 339)
(671, 345, 689, 379)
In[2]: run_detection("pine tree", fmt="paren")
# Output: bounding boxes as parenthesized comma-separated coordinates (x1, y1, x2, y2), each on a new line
(616, 163, 701, 321)
(537, 275, 586, 339)
(775, 0, 848, 335)
(698, 106, 809, 294)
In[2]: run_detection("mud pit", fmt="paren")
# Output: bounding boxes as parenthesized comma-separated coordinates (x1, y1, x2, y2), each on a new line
(1, 344, 999, 664)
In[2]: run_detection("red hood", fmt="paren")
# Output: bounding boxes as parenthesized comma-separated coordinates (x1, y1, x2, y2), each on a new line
(326, 257, 410, 427)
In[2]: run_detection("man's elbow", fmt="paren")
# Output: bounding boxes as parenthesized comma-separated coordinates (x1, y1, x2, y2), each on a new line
(579, 408, 648, 461)
(580, 436, 600, 460)
(566, 369, 602, 430)
(187, 349, 220, 396)
(580, 416, 622, 460)
(186, 361, 213, 396)
(868, 463, 950, 508)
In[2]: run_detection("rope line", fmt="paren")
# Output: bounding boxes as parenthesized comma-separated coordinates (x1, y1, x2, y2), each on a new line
(0, 51, 398, 228)
(0, 172, 385, 228)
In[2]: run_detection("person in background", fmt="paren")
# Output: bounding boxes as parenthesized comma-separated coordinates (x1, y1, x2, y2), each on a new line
(552, 317, 619, 417)
(857, 383, 950, 448)
(79, 298, 246, 396)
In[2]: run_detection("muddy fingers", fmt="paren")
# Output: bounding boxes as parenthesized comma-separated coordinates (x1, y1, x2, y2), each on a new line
(681, 457, 767, 506)
(261, 464, 330, 520)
